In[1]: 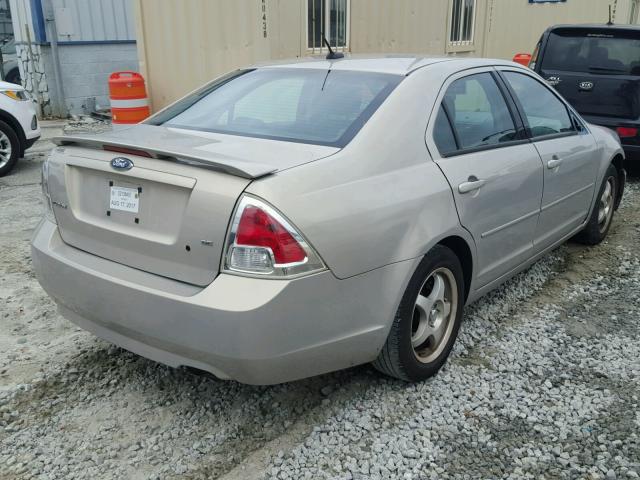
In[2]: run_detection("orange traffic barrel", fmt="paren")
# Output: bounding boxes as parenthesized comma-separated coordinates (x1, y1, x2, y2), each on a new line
(109, 72, 150, 125)
(512, 53, 532, 67)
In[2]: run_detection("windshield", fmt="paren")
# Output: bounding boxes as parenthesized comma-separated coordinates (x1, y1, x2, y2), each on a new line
(541, 29, 640, 75)
(149, 68, 403, 147)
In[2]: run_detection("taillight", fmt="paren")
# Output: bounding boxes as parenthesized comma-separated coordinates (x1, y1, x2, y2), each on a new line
(223, 195, 325, 278)
(236, 206, 307, 264)
(616, 127, 638, 138)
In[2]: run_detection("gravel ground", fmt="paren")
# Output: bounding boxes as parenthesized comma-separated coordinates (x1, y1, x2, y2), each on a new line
(1, 124, 639, 480)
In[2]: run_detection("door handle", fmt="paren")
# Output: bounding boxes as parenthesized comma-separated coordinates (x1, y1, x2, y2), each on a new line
(547, 156, 563, 169)
(458, 176, 486, 194)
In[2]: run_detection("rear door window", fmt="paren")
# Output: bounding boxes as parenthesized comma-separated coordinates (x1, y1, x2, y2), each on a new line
(433, 105, 458, 156)
(503, 72, 574, 138)
(442, 73, 517, 151)
(541, 29, 640, 75)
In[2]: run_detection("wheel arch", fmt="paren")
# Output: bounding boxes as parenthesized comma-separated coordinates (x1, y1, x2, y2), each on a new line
(611, 153, 625, 210)
(0, 109, 26, 156)
(5, 67, 20, 84)
(436, 235, 473, 303)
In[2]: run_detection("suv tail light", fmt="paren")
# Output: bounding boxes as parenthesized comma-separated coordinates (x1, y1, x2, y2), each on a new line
(616, 127, 638, 138)
(222, 195, 325, 278)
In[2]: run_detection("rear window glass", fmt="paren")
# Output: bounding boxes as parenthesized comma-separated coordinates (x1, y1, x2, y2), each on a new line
(148, 68, 403, 147)
(541, 29, 640, 75)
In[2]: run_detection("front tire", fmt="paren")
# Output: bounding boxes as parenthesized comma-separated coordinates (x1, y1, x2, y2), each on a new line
(373, 245, 465, 382)
(0, 120, 19, 177)
(575, 164, 618, 245)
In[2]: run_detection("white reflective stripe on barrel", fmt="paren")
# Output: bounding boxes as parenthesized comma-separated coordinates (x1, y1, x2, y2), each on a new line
(110, 98, 149, 109)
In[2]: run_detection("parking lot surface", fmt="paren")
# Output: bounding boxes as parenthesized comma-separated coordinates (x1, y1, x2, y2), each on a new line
(1, 127, 639, 480)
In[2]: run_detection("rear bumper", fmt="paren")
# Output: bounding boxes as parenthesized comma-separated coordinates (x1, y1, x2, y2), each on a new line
(31, 219, 413, 384)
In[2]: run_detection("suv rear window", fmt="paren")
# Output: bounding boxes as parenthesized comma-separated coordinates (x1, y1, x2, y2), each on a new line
(541, 28, 640, 75)
(148, 68, 402, 147)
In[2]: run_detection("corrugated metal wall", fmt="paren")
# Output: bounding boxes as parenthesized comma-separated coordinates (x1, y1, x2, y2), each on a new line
(53, 0, 135, 41)
(350, 0, 450, 54)
(135, 0, 303, 110)
(349, 0, 490, 56)
(8, 0, 33, 43)
(134, 0, 638, 111)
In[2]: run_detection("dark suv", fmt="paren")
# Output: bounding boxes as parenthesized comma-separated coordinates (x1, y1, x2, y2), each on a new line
(530, 24, 640, 161)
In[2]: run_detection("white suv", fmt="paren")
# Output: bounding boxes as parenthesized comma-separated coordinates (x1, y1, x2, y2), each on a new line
(0, 80, 41, 176)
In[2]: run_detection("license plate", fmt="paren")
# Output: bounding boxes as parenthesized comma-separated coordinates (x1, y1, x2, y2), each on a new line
(110, 186, 139, 213)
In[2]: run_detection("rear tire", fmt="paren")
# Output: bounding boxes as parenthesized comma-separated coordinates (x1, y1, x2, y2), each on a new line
(373, 245, 465, 382)
(0, 120, 20, 177)
(574, 164, 618, 245)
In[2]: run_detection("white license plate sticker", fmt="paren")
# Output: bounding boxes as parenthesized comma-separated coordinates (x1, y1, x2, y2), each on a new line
(110, 186, 139, 213)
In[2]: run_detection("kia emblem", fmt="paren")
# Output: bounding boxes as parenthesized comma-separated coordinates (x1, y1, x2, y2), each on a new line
(579, 81, 594, 91)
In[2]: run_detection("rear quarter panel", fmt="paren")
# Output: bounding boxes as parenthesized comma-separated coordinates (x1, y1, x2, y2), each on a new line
(247, 67, 475, 280)
(588, 124, 625, 198)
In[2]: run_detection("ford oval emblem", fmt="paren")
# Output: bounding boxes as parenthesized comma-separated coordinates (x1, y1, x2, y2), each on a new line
(111, 157, 134, 171)
(579, 81, 594, 91)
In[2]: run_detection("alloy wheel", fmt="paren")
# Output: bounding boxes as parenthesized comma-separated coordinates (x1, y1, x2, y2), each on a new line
(0, 130, 12, 169)
(411, 267, 458, 364)
(598, 176, 615, 234)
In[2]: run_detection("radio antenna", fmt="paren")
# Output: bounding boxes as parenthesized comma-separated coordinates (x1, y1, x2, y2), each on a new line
(322, 33, 344, 60)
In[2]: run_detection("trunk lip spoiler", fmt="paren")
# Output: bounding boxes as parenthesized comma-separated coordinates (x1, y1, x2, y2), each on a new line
(52, 135, 277, 180)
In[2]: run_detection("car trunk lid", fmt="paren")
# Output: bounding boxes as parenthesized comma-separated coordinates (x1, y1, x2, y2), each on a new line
(47, 125, 338, 286)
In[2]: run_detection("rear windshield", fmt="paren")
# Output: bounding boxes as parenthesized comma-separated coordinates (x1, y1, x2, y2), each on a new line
(541, 29, 640, 75)
(148, 68, 403, 147)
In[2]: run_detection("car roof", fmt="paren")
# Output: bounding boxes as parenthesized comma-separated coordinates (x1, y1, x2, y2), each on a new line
(250, 55, 523, 76)
(548, 23, 640, 32)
